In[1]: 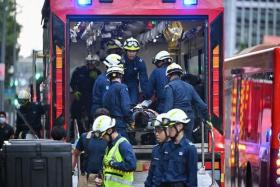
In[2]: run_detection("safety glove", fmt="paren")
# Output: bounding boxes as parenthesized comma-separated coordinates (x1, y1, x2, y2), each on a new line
(89, 71, 98, 79)
(206, 120, 213, 129)
(73, 91, 82, 100)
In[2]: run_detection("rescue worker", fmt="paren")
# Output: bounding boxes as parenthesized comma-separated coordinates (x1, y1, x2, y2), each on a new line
(161, 108, 198, 187)
(123, 37, 149, 105)
(0, 111, 14, 149)
(70, 54, 101, 134)
(145, 113, 169, 187)
(106, 39, 123, 56)
(102, 65, 132, 139)
(15, 90, 45, 139)
(72, 112, 108, 187)
(163, 63, 208, 141)
(148, 51, 173, 113)
(93, 115, 136, 187)
(91, 54, 122, 116)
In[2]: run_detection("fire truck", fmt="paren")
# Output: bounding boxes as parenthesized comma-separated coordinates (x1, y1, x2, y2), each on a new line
(224, 45, 280, 187)
(40, 0, 224, 185)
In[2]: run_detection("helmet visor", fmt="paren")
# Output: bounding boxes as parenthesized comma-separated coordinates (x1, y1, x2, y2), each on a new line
(126, 41, 139, 48)
(161, 118, 178, 127)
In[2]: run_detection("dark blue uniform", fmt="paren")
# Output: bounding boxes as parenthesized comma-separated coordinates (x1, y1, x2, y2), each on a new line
(162, 137, 198, 187)
(15, 102, 45, 138)
(70, 65, 101, 133)
(163, 77, 208, 140)
(148, 66, 168, 113)
(91, 73, 110, 116)
(103, 81, 132, 139)
(76, 132, 107, 174)
(123, 55, 149, 105)
(145, 143, 167, 187)
(108, 135, 137, 171)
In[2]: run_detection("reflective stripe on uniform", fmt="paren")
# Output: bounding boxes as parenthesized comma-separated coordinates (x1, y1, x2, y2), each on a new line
(105, 174, 133, 186)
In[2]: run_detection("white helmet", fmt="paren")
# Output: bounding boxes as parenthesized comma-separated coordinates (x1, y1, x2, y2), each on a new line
(18, 90, 31, 100)
(166, 63, 183, 76)
(103, 54, 122, 67)
(153, 51, 173, 64)
(92, 115, 116, 132)
(106, 64, 124, 77)
(152, 113, 168, 128)
(85, 54, 100, 62)
(163, 108, 190, 126)
(123, 37, 140, 51)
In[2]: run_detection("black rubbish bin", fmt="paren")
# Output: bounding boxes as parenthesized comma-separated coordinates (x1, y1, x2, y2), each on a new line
(0, 139, 72, 187)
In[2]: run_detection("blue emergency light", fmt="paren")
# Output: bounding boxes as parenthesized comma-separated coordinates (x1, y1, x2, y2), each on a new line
(183, 0, 197, 5)
(77, 0, 92, 6)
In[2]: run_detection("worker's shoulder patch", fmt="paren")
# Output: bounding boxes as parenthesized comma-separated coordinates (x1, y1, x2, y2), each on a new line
(138, 58, 143, 62)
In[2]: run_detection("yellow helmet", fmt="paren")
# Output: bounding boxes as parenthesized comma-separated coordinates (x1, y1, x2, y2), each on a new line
(123, 37, 140, 51)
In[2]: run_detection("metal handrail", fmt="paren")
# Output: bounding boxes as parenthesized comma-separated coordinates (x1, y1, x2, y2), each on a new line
(208, 123, 215, 186)
(201, 120, 205, 170)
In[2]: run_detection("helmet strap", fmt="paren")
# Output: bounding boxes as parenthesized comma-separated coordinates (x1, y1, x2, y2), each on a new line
(170, 125, 183, 142)
(163, 128, 169, 142)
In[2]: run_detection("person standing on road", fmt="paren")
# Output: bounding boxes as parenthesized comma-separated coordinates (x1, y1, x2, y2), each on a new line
(0, 111, 14, 149)
(147, 51, 172, 113)
(103, 65, 132, 139)
(72, 116, 108, 187)
(15, 90, 45, 139)
(123, 37, 149, 105)
(93, 115, 136, 187)
(91, 54, 122, 117)
(161, 108, 198, 187)
(145, 113, 169, 187)
(163, 63, 208, 141)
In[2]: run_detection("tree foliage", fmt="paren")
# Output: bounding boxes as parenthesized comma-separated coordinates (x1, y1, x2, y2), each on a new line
(0, 0, 21, 87)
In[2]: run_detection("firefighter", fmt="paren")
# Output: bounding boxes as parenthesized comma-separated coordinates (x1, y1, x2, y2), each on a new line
(72, 115, 108, 187)
(106, 39, 123, 56)
(147, 50, 173, 113)
(93, 115, 136, 187)
(161, 108, 198, 187)
(123, 37, 149, 105)
(91, 54, 122, 117)
(102, 65, 132, 139)
(145, 113, 169, 187)
(0, 111, 14, 149)
(15, 90, 45, 139)
(163, 63, 208, 141)
(70, 54, 101, 134)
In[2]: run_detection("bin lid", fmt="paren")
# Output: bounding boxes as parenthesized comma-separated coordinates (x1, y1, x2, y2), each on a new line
(3, 139, 72, 152)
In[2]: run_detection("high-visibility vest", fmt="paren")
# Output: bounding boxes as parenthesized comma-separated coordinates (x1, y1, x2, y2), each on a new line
(103, 137, 134, 187)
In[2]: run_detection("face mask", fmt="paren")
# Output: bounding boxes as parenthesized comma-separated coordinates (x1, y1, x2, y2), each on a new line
(0, 117, 6, 124)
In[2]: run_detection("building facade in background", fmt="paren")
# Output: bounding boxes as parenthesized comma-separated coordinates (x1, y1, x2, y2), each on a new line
(224, 0, 280, 57)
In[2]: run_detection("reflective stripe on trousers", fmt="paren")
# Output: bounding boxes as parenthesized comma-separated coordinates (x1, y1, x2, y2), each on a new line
(105, 174, 133, 186)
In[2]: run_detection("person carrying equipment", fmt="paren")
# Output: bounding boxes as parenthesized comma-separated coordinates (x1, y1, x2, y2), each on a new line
(163, 63, 209, 141)
(123, 37, 149, 105)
